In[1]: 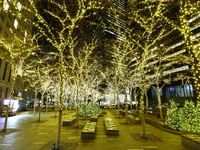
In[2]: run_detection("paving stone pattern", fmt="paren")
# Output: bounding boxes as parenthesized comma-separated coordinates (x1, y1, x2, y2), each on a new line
(0, 109, 191, 150)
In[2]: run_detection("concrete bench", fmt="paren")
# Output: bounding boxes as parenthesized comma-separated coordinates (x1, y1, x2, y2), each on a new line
(62, 117, 76, 126)
(127, 115, 141, 124)
(152, 108, 167, 119)
(121, 110, 125, 116)
(145, 117, 169, 128)
(102, 109, 107, 114)
(104, 118, 119, 135)
(81, 122, 97, 139)
(90, 114, 98, 122)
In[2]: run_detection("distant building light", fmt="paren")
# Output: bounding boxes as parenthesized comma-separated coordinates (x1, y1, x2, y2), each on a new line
(26, 70, 35, 73)
(163, 65, 189, 75)
(188, 14, 200, 23)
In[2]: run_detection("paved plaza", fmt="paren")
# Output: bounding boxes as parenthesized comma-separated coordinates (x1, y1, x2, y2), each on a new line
(0, 109, 191, 150)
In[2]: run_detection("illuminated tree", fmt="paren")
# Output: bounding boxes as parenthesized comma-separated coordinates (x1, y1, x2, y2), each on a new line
(0, 40, 29, 132)
(166, 100, 184, 131)
(160, 0, 200, 99)
(127, 0, 193, 122)
(101, 68, 118, 114)
(0, 32, 37, 132)
(108, 37, 134, 123)
(148, 46, 191, 119)
(85, 67, 104, 106)
(23, 55, 57, 116)
(193, 100, 200, 133)
(67, 40, 101, 126)
(23, 67, 40, 115)
(180, 100, 196, 132)
(102, 6, 136, 121)
(37, 69, 53, 121)
(179, 1, 200, 100)
(6, 0, 103, 149)
(126, 0, 181, 137)
(167, 100, 200, 133)
(129, 63, 142, 112)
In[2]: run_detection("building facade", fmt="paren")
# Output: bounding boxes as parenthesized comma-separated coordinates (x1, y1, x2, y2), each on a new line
(0, 0, 35, 113)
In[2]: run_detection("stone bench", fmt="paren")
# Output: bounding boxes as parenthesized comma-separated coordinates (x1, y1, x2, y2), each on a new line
(121, 110, 125, 116)
(102, 109, 107, 114)
(145, 117, 169, 128)
(62, 117, 76, 126)
(104, 118, 119, 135)
(152, 108, 167, 119)
(127, 115, 141, 124)
(81, 122, 97, 139)
(90, 114, 98, 122)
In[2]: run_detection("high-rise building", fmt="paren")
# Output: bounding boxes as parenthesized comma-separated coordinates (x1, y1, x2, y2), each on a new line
(92, 0, 127, 67)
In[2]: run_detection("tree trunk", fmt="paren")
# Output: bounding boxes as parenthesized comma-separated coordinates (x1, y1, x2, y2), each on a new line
(125, 93, 128, 124)
(134, 94, 138, 112)
(38, 94, 43, 122)
(55, 54, 65, 149)
(75, 85, 79, 127)
(157, 89, 163, 119)
(84, 96, 86, 119)
(55, 110, 62, 149)
(2, 69, 16, 132)
(54, 103, 58, 117)
(114, 93, 116, 114)
(38, 105, 41, 121)
(117, 92, 120, 118)
(140, 90, 147, 139)
(46, 96, 49, 113)
(145, 91, 148, 116)
(141, 110, 146, 138)
(76, 103, 79, 127)
(1, 104, 10, 132)
(63, 103, 67, 115)
(84, 86, 87, 119)
(33, 89, 37, 115)
(130, 90, 132, 110)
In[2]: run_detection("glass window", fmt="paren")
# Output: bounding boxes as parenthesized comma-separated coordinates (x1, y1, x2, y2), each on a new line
(165, 84, 194, 98)
(151, 88, 162, 98)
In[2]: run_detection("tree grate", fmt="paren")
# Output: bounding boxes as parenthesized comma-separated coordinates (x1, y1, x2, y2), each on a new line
(40, 141, 78, 150)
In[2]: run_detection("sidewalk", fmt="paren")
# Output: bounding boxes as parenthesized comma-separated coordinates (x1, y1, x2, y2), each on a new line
(0, 109, 191, 150)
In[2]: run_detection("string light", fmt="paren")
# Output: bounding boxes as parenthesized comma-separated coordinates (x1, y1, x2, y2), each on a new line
(167, 100, 200, 133)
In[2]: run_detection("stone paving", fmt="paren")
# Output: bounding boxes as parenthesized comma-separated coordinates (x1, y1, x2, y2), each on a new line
(0, 109, 191, 150)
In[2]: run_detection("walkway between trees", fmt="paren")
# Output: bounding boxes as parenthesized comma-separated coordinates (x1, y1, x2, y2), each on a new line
(0, 109, 190, 150)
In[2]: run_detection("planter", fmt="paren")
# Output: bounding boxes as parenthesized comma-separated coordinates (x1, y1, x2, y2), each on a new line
(181, 134, 200, 150)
